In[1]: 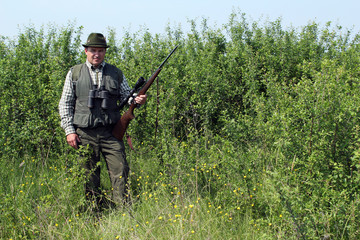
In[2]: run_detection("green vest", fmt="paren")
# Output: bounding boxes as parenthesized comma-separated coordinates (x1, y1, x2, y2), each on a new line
(72, 63, 124, 128)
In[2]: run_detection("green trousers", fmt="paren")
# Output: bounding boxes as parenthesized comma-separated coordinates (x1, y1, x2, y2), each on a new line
(76, 126, 129, 206)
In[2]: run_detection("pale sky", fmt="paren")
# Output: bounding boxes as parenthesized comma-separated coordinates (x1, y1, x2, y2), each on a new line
(1, 0, 359, 40)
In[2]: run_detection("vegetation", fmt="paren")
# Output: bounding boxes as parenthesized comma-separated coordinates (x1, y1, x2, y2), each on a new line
(1, 11, 360, 239)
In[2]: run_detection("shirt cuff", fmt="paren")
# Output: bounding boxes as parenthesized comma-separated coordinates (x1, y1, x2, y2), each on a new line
(64, 126, 76, 136)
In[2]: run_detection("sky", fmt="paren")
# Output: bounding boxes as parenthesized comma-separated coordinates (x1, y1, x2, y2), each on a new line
(1, 0, 359, 41)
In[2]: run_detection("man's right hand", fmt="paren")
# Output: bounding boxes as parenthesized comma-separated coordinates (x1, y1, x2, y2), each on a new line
(66, 133, 81, 149)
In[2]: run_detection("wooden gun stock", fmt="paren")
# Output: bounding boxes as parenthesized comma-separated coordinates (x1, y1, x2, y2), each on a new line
(112, 46, 178, 141)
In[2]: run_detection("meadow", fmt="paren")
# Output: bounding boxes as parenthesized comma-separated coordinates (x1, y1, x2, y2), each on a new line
(1, 11, 360, 239)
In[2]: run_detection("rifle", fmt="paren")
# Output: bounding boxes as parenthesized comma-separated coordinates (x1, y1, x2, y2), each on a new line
(112, 46, 178, 141)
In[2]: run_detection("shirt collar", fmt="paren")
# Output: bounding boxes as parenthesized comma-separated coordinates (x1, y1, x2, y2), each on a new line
(86, 60, 106, 70)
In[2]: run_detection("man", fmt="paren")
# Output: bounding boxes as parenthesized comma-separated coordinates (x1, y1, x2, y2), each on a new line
(59, 33, 146, 208)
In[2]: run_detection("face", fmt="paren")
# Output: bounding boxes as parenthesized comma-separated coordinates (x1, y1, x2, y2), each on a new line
(85, 47, 106, 67)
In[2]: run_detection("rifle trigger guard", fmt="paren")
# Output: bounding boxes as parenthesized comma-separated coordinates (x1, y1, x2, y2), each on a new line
(127, 93, 138, 105)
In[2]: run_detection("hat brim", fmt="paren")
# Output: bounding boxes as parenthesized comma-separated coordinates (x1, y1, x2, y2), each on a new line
(83, 44, 110, 48)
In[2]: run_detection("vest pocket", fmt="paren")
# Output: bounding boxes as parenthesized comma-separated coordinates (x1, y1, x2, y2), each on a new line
(74, 113, 91, 128)
(105, 76, 119, 95)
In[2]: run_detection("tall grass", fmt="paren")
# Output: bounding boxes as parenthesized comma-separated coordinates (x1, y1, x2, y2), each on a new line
(1, 136, 273, 239)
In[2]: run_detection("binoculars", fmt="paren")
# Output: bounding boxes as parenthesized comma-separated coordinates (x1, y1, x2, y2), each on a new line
(87, 85, 110, 109)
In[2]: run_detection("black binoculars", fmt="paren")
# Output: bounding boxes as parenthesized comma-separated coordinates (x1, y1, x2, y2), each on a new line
(87, 85, 110, 109)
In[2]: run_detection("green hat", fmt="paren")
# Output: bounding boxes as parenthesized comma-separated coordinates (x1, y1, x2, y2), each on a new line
(82, 33, 109, 48)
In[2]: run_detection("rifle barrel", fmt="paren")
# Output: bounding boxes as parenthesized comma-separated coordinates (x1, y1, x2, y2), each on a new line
(158, 46, 178, 69)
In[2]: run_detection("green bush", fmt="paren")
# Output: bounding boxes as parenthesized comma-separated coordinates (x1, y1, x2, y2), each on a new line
(1, 10, 360, 239)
